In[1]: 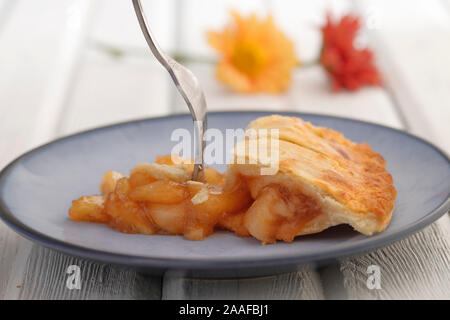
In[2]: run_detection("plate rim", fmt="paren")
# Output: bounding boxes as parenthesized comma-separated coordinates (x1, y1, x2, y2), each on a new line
(0, 111, 449, 270)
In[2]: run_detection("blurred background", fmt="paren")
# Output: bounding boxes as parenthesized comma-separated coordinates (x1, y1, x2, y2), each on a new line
(0, 0, 449, 169)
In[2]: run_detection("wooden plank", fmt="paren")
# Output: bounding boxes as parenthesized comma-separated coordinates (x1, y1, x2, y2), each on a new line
(162, 265, 324, 300)
(89, 0, 176, 53)
(0, 224, 23, 299)
(6, 246, 160, 300)
(442, 0, 450, 14)
(57, 49, 171, 136)
(179, 64, 402, 130)
(340, 216, 450, 299)
(0, 0, 15, 33)
(266, 0, 353, 63)
(354, 0, 450, 152)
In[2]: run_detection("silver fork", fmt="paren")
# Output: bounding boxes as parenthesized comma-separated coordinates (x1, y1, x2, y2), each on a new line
(132, 0, 206, 181)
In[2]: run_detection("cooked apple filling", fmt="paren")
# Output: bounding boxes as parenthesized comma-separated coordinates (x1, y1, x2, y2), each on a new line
(70, 155, 251, 240)
(69, 154, 323, 244)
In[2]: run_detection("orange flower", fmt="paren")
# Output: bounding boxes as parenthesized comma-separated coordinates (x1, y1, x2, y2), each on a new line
(320, 13, 382, 91)
(208, 11, 298, 93)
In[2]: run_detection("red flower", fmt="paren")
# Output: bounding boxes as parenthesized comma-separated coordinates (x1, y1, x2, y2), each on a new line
(320, 14, 382, 91)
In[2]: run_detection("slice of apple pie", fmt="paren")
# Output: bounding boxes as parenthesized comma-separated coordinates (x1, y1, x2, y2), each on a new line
(226, 115, 396, 243)
(69, 115, 396, 244)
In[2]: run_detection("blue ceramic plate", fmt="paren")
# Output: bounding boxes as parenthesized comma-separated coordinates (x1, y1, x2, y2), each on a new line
(0, 112, 449, 277)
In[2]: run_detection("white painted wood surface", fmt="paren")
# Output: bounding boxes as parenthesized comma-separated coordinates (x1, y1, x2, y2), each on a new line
(0, 0, 448, 300)
(340, 216, 450, 299)
(8, 246, 161, 300)
(162, 266, 324, 300)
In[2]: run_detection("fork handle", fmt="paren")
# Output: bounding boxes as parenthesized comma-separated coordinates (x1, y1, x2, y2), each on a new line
(132, 0, 206, 181)
(132, 0, 171, 69)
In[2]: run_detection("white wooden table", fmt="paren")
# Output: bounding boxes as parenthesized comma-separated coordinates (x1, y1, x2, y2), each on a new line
(0, 0, 449, 299)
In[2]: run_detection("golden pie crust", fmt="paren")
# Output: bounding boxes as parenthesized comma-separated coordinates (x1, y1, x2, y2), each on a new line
(229, 115, 396, 242)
